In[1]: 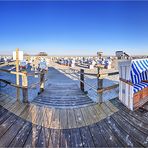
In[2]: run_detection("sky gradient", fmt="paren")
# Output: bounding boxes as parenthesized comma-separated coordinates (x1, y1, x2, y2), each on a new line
(0, 1, 148, 56)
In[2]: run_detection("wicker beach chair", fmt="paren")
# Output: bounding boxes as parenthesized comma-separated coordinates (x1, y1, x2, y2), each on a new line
(119, 59, 148, 110)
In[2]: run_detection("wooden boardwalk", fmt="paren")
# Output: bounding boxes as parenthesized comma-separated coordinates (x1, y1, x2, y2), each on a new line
(0, 93, 148, 147)
(33, 67, 94, 107)
(0, 93, 117, 129)
(33, 83, 94, 108)
(0, 68, 148, 147)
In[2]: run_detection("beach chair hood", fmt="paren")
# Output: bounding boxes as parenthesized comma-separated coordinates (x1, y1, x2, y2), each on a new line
(130, 59, 148, 84)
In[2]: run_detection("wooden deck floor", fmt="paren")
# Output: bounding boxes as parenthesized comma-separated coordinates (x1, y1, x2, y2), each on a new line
(33, 83, 94, 108)
(0, 93, 118, 129)
(0, 93, 148, 147)
(0, 67, 148, 147)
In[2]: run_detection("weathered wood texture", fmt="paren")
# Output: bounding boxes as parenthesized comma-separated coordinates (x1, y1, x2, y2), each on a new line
(80, 69, 84, 92)
(32, 83, 94, 108)
(0, 96, 147, 147)
(0, 65, 147, 147)
(0, 93, 117, 129)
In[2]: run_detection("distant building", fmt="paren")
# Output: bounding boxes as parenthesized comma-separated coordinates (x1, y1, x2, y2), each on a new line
(115, 51, 124, 59)
(115, 51, 131, 59)
(37, 52, 48, 56)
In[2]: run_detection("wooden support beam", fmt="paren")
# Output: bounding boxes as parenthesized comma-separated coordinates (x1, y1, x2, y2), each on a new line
(84, 71, 119, 77)
(39, 70, 45, 94)
(0, 79, 26, 89)
(16, 48, 20, 101)
(22, 71, 28, 103)
(100, 71, 119, 76)
(97, 67, 103, 103)
(142, 80, 148, 83)
(97, 84, 119, 93)
(80, 69, 84, 92)
(11, 71, 26, 76)
(119, 78, 133, 86)
(0, 69, 26, 76)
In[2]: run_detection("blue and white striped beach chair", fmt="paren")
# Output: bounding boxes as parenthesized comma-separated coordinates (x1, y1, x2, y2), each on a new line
(119, 59, 148, 110)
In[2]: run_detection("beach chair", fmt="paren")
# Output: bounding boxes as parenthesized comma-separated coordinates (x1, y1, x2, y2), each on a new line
(118, 59, 148, 110)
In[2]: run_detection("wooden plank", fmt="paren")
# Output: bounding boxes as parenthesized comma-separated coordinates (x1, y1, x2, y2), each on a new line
(26, 105, 38, 123)
(70, 128, 83, 147)
(0, 110, 12, 125)
(100, 103, 113, 116)
(9, 102, 21, 113)
(97, 120, 123, 147)
(35, 106, 44, 126)
(15, 103, 28, 116)
(74, 108, 85, 128)
(111, 99, 148, 124)
(112, 112, 148, 147)
(9, 121, 32, 147)
(117, 109, 148, 134)
(32, 105, 41, 124)
(0, 118, 25, 147)
(67, 109, 77, 128)
(119, 78, 133, 86)
(93, 104, 107, 120)
(0, 114, 17, 138)
(105, 116, 142, 147)
(79, 126, 95, 147)
(50, 108, 60, 129)
(87, 105, 100, 123)
(60, 129, 71, 147)
(0, 96, 11, 106)
(24, 124, 42, 147)
(16, 48, 20, 101)
(48, 129, 60, 148)
(81, 107, 95, 125)
(89, 124, 108, 147)
(42, 107, 49, 128)
(0, 107, 8, 118)
(20, 105, 34, 120)
(22, 72, 28, 103)
(97, 84, 119, 93)
(92, 104, 104, 121)
(59, 109, 68, 129)
(80, 69, 84, 92)
(36, 127, 50, 147)
(44, 107, 53, 128)
(105, 101, 119, 112)
(3, 99, 16, 110)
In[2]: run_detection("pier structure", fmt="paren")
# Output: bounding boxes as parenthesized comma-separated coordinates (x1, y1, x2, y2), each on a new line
(0, 63, 148, 147)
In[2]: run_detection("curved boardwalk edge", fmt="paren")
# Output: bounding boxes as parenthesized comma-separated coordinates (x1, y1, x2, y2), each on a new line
(0, 93, 118, 129)
(0, 93, 148, 147)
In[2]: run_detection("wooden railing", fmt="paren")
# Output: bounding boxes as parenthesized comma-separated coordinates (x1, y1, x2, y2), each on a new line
(119, 78, 133, 86)
(60, 67, 119, 103)
(0, 68, 46, 103)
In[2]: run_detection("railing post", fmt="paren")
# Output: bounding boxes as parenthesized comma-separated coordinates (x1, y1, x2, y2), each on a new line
(16, 48, 20, 101)
(22, 71, 28, 103)
(97, 67, 103, 103)
(80, 69, 84, 92)
(40, 70, 45, 93)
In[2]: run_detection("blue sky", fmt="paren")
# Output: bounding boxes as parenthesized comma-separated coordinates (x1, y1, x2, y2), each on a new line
(0, 1, 148, 55)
